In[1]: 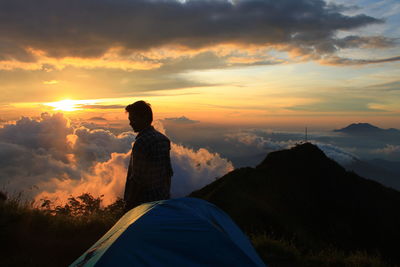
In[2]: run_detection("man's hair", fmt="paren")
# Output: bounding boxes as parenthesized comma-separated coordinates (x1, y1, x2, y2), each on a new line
(126, 101, 153, 123)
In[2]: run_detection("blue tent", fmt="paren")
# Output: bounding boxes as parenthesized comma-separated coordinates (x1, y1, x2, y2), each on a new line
(70, 197, 266, 267)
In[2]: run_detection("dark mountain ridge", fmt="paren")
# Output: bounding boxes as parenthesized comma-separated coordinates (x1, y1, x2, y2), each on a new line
(190, 143, 400, 264)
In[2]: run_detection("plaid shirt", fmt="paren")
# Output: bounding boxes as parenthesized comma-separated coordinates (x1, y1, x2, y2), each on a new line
(124, 126, 173, 210)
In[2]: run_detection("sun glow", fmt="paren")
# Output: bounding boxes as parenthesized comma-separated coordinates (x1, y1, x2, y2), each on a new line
(44, 99, 95, 111)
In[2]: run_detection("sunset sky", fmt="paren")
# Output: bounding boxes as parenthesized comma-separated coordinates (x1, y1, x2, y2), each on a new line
(1, 0, 400, 205)
(0, 0, 399, 129)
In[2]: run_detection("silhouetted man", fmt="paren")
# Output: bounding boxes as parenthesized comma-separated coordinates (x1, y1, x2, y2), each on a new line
(124, 101, 173, 211)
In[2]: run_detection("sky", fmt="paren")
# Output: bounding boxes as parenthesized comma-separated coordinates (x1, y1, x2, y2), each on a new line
(0, 0, 399, 204)
(0, 0, 399, 128)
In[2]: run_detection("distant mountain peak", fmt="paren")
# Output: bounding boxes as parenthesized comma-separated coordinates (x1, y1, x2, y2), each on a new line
(334, 123, 381, 133)
(333, 122, 399, 134)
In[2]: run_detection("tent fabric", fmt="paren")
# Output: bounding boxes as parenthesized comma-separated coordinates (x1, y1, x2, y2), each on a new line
(70, 197, 266, 267)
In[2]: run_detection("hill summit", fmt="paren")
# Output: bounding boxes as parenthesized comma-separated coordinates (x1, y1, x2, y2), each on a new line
(190, 143, 400, 264)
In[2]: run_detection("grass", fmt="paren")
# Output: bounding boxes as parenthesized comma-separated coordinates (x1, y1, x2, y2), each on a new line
(0, 192, 395, 267)
(250, 232, 391, 267)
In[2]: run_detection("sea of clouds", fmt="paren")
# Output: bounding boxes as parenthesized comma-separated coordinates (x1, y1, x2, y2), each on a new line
(0, 113, 233, 205)
(223, 131, 358, 166)
(1, 113, 398, 205)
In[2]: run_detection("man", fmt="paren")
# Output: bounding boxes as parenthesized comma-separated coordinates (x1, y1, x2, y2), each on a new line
(124, 101, 173, 211)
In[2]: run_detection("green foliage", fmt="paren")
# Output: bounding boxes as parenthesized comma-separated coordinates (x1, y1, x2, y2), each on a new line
(40, 193, 125, 219)
(0, 192, 124, 267)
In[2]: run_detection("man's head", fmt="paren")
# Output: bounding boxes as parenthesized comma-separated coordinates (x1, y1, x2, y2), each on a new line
(126, 101, 153, 132)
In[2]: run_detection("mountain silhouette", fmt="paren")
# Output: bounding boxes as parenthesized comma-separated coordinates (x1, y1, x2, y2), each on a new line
(190, 143, 400, 264)
(334, 122, 399, 134)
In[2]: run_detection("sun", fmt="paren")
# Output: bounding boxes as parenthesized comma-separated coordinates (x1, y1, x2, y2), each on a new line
(44, 99, 95, 112)
(45, 99, 79, 111)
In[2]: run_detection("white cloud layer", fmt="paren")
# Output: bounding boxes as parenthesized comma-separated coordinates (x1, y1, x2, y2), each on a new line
(171, 144, 233, 197)
(0, 113, 233, 205)
(225, 130, 358, 166)
(313, 142, 358, 166)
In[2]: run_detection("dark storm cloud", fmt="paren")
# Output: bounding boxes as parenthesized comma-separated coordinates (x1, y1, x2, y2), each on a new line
(0, 0, 390, 61)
